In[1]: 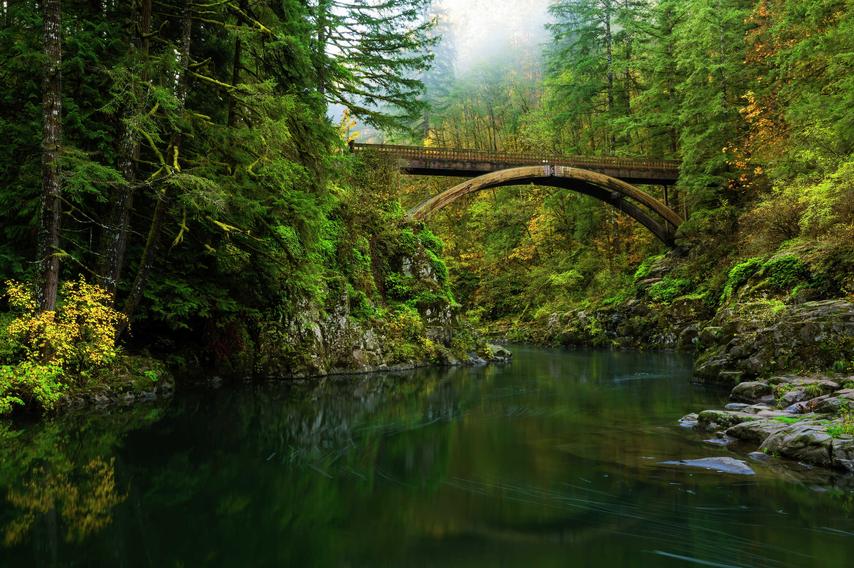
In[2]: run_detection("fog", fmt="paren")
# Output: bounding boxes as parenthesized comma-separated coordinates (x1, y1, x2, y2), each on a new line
(435, 0, 553, 73)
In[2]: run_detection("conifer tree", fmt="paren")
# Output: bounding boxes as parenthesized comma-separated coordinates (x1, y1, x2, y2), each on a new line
(310, 0, 437, 129)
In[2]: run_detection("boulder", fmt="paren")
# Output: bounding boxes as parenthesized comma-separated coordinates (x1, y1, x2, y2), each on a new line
(487, 344, 513, 361)
(694, 300, 854, 384)
(780, 389, 809, 406)
(726, 419, 787, 444)
(697, 410, 757, 432)
(660, 457, 755, 476)
(759, 424, 834, 467)
(730, 381, 771, 403)
(831, 437, 854, 473)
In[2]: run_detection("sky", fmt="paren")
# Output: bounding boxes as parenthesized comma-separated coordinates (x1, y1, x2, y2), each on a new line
(435, 0, 553, 72)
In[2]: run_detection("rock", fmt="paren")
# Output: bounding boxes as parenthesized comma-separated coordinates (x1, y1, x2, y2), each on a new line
(660, 457, 755, 476)
(487, 344, 513, 361)
(718, 371, 745, 385)
(694, 300, 854, 385)
(831, 437, 854, 473)
(748, 451, 772, 463)
(772, 377, 841, 393)
(813, 396, 848, 415)
(726, 419, 787, 444)
(759, 424, 834, 467)
(780, 389, 808, 405)
(698, 326, 726, 346)
(679, 413, 699, 429)
(730, 381, 771, 403)
(745, 404, 773, 414)
(724, 403, 750, 411)
(697, 409, 757, 432)
(704, 436, 733, 447)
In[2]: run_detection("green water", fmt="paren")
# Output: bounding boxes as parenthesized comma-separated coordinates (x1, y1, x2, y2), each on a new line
(1, 346, 853, 566)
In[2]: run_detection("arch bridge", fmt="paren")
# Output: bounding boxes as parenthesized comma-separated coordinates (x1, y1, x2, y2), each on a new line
(351, 143, 683, 246)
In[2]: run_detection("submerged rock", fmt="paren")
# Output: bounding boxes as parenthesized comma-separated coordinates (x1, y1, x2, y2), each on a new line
(661, 457, 755, 476)
(679, 413, 699, 429)
(748, 451, 772, 463)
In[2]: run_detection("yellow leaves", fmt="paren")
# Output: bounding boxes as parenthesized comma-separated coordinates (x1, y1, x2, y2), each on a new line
(337, 109, 360, 144)
(3, 277, 126, 373)
(4, 458, 125, 546)
(3, 281, 36, 312)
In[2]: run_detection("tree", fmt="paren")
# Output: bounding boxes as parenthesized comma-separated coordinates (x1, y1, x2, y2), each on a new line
(39, 0, 63, 312)
(310, 0, 437, 130)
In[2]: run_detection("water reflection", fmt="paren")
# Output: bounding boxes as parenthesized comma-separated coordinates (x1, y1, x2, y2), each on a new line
(1, 347, 853, 567)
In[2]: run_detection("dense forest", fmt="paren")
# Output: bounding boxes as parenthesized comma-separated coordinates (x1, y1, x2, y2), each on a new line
(408, 0, 852, 333)
(0, 0, 852, 414)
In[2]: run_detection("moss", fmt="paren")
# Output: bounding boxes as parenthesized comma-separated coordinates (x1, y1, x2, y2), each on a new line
(424, 249, 449, 284)
(397, 228, 420, 256)
(633, 254, 664, 281)
(760, 255, 810, 290)
(417, 229, 444, 255)
(648, 277, 693, 303)
(721, 257, 764, 302)
(773, 416, 803, 425)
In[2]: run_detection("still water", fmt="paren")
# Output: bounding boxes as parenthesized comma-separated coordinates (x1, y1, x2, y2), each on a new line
(1, 346, 853, 566)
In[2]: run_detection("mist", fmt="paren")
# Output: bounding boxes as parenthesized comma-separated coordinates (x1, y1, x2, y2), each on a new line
(435, 0, 553, 73)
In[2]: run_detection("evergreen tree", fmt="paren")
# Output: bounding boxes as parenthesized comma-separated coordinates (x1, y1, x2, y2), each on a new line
(38, 0, 63, 311)
(310, 0, 437, 129)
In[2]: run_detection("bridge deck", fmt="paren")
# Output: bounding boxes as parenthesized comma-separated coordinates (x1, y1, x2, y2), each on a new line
(352, 143, 680, 185)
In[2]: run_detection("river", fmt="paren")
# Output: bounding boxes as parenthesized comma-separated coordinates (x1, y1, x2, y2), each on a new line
(1, 346, 853, 566)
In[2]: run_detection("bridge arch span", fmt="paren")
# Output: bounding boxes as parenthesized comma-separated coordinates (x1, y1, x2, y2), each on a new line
(408, 166, 683, 246)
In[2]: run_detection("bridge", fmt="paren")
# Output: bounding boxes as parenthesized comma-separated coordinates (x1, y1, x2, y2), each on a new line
(351, 143, 683, 246)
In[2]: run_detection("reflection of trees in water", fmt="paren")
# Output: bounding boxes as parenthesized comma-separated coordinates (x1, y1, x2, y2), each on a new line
(205, 366, 477, 468)
(4, 458, 123, 546)
(0, 406, 165, 552)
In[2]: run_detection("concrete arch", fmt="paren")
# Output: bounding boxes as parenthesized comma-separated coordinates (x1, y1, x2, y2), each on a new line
(408, 165, 683, 246)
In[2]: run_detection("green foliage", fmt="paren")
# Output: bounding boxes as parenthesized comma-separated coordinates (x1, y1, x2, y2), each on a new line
(424, 249, 449, 284)
(648, 278, 693, 303)
(760, 255, 810, 290)
(827, 405, 854, 439)
(0, 278, 128, 414)
(721, 257, 764, 302)
(417, 229, 444, 255)
(633, 255, 664, 282)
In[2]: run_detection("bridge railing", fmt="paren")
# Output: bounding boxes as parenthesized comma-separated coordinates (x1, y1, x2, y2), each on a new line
(351, 143, 680, 173)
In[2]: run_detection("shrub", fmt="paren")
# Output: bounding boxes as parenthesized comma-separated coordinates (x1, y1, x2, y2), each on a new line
(760, 255, 810, 290)
(720, 257, 764, 302)
(424, 249, 449, 284)
(0, 278, 126, 414)
(417, 229, 444, 255)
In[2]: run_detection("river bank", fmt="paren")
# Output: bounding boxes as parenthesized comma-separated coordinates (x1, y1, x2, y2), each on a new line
(482, 251, 854, 473)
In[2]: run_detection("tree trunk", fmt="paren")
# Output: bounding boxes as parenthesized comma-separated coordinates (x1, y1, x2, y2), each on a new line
(99, 0, 151, 298)
(604, 0, 614, 153)
(227, 0, 246, 127)
(315, 0, 329, 95)
(39, 0, 62, 312)
(120, 0, 192, 335)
